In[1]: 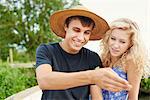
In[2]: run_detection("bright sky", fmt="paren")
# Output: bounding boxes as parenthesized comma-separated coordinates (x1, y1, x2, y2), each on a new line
(81, 0, 150, 56)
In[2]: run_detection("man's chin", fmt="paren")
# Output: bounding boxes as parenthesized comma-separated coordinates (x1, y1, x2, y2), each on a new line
(72, 46, 82, 52)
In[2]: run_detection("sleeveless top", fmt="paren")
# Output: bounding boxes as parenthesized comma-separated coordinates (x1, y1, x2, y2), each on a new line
(102, 66, 128, 100)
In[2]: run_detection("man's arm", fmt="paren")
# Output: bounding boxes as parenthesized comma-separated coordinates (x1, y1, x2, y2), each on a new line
(36, 64, 92, 90)
(36, 64, 132, 91)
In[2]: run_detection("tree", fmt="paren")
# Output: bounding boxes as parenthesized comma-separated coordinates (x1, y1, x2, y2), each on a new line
(0, 0, 80, 61)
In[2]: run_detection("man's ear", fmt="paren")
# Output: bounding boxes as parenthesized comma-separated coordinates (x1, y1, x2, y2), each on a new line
(64, 24, 67, 31)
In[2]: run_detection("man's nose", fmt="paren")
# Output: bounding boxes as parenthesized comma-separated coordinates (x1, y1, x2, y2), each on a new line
(77, 32, 84, 41)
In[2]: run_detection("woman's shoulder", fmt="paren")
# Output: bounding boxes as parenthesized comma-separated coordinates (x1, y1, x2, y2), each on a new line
(125, 55, 136, 67)
(126, 56, 142, 74)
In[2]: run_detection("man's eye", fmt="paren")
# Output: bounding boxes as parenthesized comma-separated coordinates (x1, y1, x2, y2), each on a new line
(73, 28, 80, 32)
(84, 31, 91, 35)
(111, 37, 116, 40)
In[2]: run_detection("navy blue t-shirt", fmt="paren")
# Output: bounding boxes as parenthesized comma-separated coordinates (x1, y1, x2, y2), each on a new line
(36, 43, 102, 100)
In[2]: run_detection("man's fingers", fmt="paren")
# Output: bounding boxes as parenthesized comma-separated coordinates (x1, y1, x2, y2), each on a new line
(96, 68, 132, 91)
(106, 69, 132, 90)
(102, 78, 131, 92)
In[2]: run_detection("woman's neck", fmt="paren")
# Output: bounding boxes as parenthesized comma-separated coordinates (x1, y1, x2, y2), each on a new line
(110, 56, 120, 67)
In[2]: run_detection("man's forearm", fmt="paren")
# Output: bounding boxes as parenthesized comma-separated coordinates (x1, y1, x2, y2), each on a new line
(37, 70, 93, 90)
(36, 65, 132, 92)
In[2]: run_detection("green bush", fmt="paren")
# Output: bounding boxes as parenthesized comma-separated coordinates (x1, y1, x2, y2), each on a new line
(140, 77, 150, 93)
(0, 63, 37, 99)
(13, 51, 33, 63)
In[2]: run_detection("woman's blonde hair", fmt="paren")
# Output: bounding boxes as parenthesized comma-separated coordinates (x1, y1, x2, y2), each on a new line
(100, 18, 147, 75)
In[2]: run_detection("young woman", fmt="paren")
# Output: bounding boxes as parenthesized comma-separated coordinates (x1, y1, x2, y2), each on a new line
(91, 18, 147, 100)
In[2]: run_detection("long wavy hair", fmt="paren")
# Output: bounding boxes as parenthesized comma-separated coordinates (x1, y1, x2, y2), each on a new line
(100, 18, 146, 75)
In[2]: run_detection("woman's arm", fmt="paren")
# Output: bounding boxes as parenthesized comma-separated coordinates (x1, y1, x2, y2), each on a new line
(127, 60, 142, 100)
(90, 85, 103, 100)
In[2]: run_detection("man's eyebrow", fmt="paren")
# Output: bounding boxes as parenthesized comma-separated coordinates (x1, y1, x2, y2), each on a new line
(72, 27, 80, 29)
(85, 30, 92, 32)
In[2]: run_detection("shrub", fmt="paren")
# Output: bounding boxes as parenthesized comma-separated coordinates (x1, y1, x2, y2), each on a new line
(0, 63, 37, 99)
(13, 51, 33, 63)
(140, 77, 150, 94)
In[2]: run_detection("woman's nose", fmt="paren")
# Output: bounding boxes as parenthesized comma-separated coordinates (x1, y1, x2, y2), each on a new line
(113, 42, 120, 48)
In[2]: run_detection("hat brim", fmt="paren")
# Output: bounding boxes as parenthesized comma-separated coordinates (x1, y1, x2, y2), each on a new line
(50, 9, 110, 40)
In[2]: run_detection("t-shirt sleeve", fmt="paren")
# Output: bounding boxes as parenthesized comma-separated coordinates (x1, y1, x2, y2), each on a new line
(89, 52, 103, 69)
(35, 44, 52, 68)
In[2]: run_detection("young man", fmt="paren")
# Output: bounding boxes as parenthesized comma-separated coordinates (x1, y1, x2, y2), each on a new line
(35, 5, 131, 100)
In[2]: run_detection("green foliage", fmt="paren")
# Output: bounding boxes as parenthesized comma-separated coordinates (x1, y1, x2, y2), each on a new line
(0, 63, 37, 99)
(141, 78, 150, 91)
(13, 50, 32, 63)
(0, 0, 80, 61)
(0, 46, 9, 61)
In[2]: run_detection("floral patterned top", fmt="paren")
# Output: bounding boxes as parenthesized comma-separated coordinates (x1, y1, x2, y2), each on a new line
(102, 66, 128, 100)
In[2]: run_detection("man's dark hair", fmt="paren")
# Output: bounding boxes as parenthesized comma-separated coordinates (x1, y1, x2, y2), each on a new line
(65, 16, 95, 29)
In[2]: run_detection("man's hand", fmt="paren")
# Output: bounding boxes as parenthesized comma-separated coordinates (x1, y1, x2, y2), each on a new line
(91, 68, 132, 92)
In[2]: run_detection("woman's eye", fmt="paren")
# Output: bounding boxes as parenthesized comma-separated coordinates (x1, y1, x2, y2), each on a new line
(120, 41, 126, 44)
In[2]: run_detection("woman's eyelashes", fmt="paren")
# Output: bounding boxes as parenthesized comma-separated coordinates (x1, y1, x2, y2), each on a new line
(110, 37, 126, 44)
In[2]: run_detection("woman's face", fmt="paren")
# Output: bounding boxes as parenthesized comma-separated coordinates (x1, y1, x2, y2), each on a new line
(108, 29, 131, 58)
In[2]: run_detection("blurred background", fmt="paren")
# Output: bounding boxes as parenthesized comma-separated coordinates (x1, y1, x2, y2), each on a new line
(0, 0, 149, 99)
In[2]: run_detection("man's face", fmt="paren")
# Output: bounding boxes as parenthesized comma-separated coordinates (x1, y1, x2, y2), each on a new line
(63, 19, 93, 53)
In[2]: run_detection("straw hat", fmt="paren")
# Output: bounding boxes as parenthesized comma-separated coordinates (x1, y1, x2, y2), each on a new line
(50, 5, 110, 40)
